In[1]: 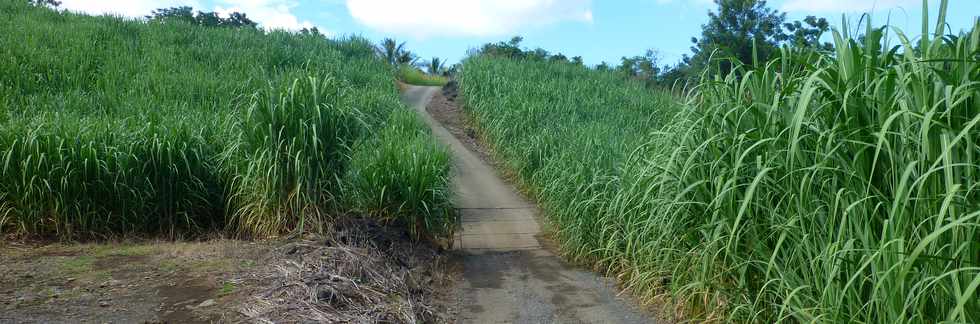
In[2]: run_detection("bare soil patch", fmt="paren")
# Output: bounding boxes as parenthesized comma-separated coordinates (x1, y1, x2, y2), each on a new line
(1, 218, 458, 323)
(0, 238, 265, 323)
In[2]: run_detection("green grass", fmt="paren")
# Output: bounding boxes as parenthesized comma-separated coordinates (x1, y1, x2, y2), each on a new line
(458, 1, 979, 322)
(0, 2, 453, 240)
(218, 281, 237, 296)
(59, 256, 96, 274)
(397, 65, 449, 86)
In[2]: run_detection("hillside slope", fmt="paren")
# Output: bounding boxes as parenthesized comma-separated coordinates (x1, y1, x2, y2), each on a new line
(0, 2, 453, 239)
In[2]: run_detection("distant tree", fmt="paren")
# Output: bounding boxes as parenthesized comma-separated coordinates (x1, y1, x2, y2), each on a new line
(299, 27, 322, 36)
(446, 63, 460, 76)
(425, 57, 447, 75)
(195, 11, 223, 26)
(526, 48, 550, 61)
(222, 12, 257, 28)
(147, 6, 196, 24)
(28, 0, 60, 7)
(782, 16, 832, 50)
(549, 53, 568, 63)
(474, 36, 591, 66)
(595, 61, 611, 71)
(478, 36, 525, 59)
(637, 49, 661, 80)
(377, 38, 417, 66)
(617, 49, 662, 84)
(659, 58, 695, 88)
(378, 38, 402, 65)
(397, 50, 417, 65)
(147, 6, 257, 29)
(689, 0, 787, 74)
(618, 56, 638, 76)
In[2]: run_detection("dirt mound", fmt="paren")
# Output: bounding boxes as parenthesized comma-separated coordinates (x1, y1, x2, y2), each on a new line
(442, 80, 459, 101)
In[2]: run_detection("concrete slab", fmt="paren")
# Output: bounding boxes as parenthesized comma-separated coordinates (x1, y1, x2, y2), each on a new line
(461, 220, 541, 236)
(459, 207, 538, 222)
(459, 233, 541, 250)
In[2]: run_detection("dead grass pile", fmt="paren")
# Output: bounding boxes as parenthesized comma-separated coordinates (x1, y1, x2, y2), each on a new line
(239, 218, 456, 323)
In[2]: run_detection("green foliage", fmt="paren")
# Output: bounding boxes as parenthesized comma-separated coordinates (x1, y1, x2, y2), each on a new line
(456, 55, 677, 249)
(472, 36, 572, 64)
(397, 65, 449, 87)
(475, 36, 525, 59)
(227, 76, 371, 236)
(147, 6, 258, 29)
(689, 0, 787, 73)
(344, 109, 454, 238)
(459, 1, 980, 322)
(783, 15, 832, 49)
(298, 27, 323, 36)
(474, 37, 672, 88)
(548, 53, 568, 63)
(665, 0, 831, 85)
(425, 57, 446, 75)
(377, 38, 418, 66)
(0, 2, 452, 239)
(28, 0, 59, 7)
(617, 49, 662, 85)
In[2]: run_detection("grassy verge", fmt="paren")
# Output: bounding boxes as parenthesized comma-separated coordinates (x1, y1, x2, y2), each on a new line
(0, 2, 453, 240)
(457, 2, 979, 322)
(398, 65, 449, 86)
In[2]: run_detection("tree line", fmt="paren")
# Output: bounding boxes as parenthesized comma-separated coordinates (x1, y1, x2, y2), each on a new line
(376, 38, 454, 76)
(473, 0, 832, 88)
(29, 0, 266, 31)
(29, 0, 835, 86)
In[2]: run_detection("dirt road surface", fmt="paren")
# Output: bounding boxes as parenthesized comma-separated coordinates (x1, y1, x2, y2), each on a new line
(401, 85, 655, 324)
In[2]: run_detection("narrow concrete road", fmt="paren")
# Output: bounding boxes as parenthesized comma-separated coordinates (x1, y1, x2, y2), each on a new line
(401, 85, 654, 324)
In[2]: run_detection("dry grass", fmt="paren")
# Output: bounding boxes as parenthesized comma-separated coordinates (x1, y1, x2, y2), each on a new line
(1, 218, 457, 323)
(238, 218, 456, 323)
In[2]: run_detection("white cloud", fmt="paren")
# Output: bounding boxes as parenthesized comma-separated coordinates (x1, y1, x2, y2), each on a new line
(345, 0, 593, 38)
(59, 0, 202, 18)
(214, 0, 324, 32)
(59, 0, 325, 33)
(782, 0, 918, 12)
(655, 0, 713, 5)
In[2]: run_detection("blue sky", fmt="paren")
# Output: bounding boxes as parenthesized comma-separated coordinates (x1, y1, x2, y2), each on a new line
(60, 0, 980, 66)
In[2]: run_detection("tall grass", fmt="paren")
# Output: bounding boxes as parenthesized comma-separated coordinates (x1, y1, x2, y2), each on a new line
(0, 2, 453, 239)
(397, 65, 449, 87)
(458, 1, 979, 322)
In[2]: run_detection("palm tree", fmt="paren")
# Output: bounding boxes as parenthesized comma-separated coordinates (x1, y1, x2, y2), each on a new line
(397, 51, 417, 65)
(377, 38, 402, 66)
(377, 38, 417, 66)
(425, 57, 445, 75)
